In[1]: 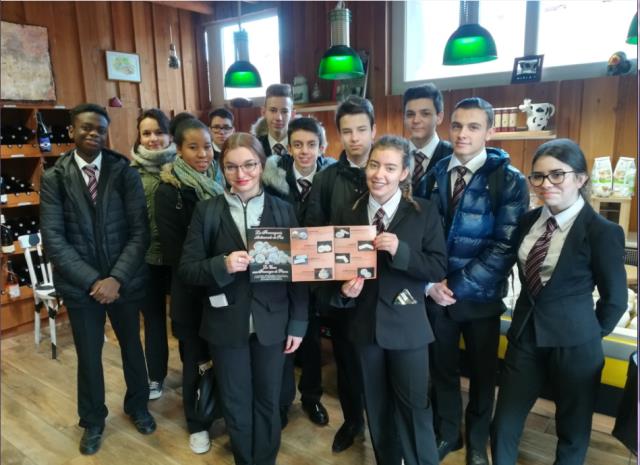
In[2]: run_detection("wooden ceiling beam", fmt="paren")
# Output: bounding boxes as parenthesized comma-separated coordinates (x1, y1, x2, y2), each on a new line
(153, 1, 214, 16)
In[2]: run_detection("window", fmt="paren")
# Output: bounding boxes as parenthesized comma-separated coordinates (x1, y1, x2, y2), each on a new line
(393, 0, 638, 93)
(206, 11, 281, 105)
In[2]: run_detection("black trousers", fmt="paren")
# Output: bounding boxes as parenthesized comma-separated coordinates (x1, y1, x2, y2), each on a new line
(180, 332, 214, 433)
(427, 304, 500, 451)
(490, 321, 604, 465)
(141, 264, 170, 383)
(358, 343, 439, 465)
(67, 302, 149, 429)
(210, 335, 285, 465)
(280, 310, 323, 409)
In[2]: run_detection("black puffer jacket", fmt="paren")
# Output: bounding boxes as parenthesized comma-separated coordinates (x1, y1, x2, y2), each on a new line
(40, 149, 150, 306)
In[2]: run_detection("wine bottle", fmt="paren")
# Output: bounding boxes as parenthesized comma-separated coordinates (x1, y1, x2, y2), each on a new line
(1, 215, 15, 253)
(36, 111, 52, 152)
(5, 260, 21, 298)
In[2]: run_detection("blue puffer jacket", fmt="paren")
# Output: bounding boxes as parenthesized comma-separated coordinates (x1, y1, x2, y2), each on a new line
(426, 148, 529, 302)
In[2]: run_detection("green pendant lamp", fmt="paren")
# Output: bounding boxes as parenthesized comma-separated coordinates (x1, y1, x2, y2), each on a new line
(626, 13, 638, 45)
(224, 2, 262, 89)
(224, 29, 262, 88)
(443, 1, 497, 65)
(318, 2, 365, 80)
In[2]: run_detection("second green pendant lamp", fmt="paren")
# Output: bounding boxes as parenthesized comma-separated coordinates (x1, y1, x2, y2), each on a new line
(443, 1, 497, 65)
(318, 2, 365, 80)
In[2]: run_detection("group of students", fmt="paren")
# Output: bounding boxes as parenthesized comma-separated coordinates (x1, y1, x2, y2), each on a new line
(39, 81, 627, 465)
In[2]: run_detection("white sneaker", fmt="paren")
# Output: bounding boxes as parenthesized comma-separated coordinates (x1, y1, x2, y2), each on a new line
(189, 430, 211, 454)
(149, 381, 163, 400)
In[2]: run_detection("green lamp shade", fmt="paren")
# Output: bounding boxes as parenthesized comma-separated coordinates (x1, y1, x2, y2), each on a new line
(224, 61, 262, 88)
(318, 45, 365, 80)
(443, 23, 498, 65)
(626, 13, 638, 45)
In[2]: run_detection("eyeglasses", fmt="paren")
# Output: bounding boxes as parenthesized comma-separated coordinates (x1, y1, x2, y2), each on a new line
(210, 125, 233, 133)
(528, 170, 576, 187)
(223, 161, 260, 174)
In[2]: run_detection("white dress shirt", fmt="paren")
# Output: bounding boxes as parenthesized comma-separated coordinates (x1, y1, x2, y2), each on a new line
(293, 164, 317, 192)
(367, 188, 402, 229)
(410, 134, 440, 173)
(446, 149, 487, 196)
(518, 196, 585, 285)
(74, 151, 103, 185)
(268, 134, 288, 154)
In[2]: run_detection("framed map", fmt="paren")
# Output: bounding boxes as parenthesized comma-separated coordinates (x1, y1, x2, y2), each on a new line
(105, 51, 141, 82)
(1, 21, 56, 101)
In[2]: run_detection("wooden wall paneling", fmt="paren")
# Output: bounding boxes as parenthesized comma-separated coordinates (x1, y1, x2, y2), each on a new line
(132, 2, 159, 109)
(193, 14, 212, 111)
(152, 3, 186, 113)
(107, 107, 140, 157)
(386, 95, 404, 139)
(0, 2, 26, 23)
(556, 80, 584, 140)
(74, 2, 117, 107)
(110, 2, 140, 109)
(179, 10, 199, 112)
(579, 76, 619, 166)
(613, 75, 638, 233)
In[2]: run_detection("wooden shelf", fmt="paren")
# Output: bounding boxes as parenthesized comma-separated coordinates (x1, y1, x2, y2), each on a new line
(492, 130, 556, 141)
(294, 101, 338, 113)
(1, 144, 41, 159)
(1, 241, 24, 258)
(3, 192, 40, 209)
(0, 285, 33, 305)
(48, 143, 73, 156)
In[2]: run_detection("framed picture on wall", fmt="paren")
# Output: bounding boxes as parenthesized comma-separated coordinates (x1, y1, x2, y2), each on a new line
(105, 51, 141, 82)
(511, 55, 544, 84)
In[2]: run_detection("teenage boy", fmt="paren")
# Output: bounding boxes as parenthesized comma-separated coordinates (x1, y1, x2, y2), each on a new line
(208, 107, 235, 161)
(262, 117, 336, 428)
(306, 95, 376, 453)
(40, 103, 154, 455)
(402, 83, 453, 198)
(422, 98, 528, 465)
(258, 83, 296, 157)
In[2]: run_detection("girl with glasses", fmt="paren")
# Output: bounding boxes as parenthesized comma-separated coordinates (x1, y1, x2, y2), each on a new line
(179, 133, 308, 465)
(491, 139, 627, 465)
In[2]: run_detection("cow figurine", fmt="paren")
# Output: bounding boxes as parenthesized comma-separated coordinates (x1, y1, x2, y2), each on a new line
(518, 98, 555, 131)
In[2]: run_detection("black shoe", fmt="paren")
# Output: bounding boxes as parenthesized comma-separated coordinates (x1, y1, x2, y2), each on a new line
(130, 410, 156, 435)
(79, 426, 104, 455)
(332, 422, 364, 453)
(280, 406, 289, 430)
(302, 401, 329, 426)
(466, 448, 489, 465)
(437, 434, 463, 461)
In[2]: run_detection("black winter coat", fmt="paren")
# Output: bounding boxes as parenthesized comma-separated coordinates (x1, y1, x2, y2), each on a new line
(155, 169, 204, 337)
(40, 149, 150, 306)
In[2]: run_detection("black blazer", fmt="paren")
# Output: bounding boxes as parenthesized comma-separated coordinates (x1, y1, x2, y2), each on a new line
(335, 196, 448, 350)
(258, 134, 272, 157)
(178, 193, 309, 348)
(509, 203, 627, 347)
(412, 140, 453, 198)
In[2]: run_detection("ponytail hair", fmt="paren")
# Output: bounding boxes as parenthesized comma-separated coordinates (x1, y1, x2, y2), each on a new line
(369, 135, 421, 212)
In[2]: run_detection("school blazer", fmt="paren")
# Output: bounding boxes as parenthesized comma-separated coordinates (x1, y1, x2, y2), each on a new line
(509, 203, 627, 347)
(412, 140, 453, 199)
(178, 193, 308, 348)
(336, 196, 448, 350)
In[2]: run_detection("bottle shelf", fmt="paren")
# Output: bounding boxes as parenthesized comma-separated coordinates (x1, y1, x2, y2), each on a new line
(1, 145, 41, 159)
(492, 130, 556, 141)
(293, 101, 339, 113)
(0, 285, 33, 305)
(3, 192, 40, 209)
(1, 241, 24, 258)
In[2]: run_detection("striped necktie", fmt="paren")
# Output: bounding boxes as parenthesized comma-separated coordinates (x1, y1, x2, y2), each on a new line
(82, 164, 98, 204)
(524, 217, 558, 297)
(412, 151, 427, 187)
(372, 207, 385, 235)
(273, 143, 286, 156)
(451, 166, 468, 209)
(297, 178, 312, 201)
